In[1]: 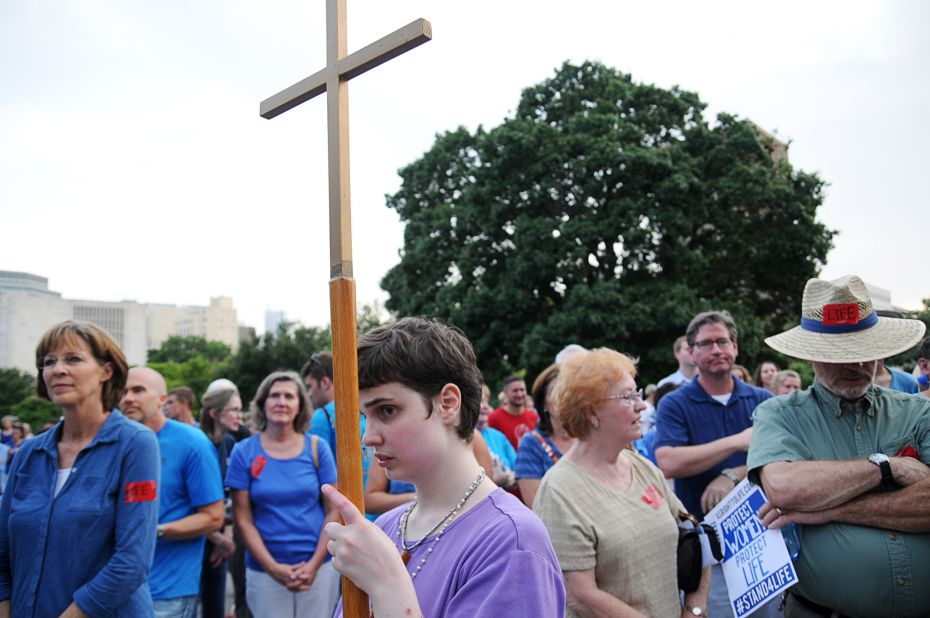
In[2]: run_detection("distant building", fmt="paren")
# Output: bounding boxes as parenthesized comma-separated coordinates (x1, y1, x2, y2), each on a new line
(865, 283, 897, 313)
(147, 296, 239, 352)
(0, 270, 240, 374)
(751, 123, 789, 163)
(265, 309, 286, 335)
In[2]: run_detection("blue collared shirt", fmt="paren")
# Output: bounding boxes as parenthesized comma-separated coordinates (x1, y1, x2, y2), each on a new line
(653, 376, 772, 518)
(0, 410, 160, 617)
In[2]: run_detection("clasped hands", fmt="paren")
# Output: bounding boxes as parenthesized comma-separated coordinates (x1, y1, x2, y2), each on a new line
(268, 560, 319, 591)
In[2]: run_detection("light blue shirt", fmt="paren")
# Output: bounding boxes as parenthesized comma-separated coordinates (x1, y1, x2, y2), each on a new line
(150, 420, 223, 600)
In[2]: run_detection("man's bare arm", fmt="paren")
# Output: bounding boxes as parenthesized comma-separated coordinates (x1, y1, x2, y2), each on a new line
(758, 460, 881, 511)
(759, 456, 929, 512)
(762, 476, 930, 533)
(160, 500, 224, 540)
(656, 427, 751, 478)
(816, 476, 930, 532)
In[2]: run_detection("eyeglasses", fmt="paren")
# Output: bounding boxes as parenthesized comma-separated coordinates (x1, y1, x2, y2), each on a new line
(693, 338, 733, 351)
(222, 407, 244, 414)
(602, 389, 644, 406)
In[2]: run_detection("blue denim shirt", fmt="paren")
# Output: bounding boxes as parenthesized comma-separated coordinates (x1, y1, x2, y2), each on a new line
(0, 410, 160, 617)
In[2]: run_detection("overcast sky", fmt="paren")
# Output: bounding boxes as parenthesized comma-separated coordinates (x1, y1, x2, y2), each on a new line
(2, 1, 927, 332)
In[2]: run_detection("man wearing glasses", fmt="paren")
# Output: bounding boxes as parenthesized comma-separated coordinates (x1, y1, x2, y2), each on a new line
(654, 310, 777, 618)
(301, 351, 371, 498)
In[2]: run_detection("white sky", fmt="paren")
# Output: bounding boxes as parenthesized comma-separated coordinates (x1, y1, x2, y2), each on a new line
(2, 0, 927, 332)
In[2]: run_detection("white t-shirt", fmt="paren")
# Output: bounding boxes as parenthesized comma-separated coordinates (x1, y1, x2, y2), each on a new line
(53, 467, 73, 497)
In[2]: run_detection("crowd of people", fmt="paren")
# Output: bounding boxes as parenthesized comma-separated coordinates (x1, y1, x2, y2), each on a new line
(0, 273, 928, 618)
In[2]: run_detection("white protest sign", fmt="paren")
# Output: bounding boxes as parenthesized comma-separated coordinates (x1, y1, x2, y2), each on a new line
(704, 479, 798, 617)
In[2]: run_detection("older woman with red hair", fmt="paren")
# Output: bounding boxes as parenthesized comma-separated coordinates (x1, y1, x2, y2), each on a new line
(534, 348, 709, 618)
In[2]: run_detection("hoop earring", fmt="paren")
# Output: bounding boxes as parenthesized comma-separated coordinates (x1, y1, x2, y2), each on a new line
(590, 414, 600, 430)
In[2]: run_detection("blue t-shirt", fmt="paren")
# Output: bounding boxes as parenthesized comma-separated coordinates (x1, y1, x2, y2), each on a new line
(888, 368, 920, 394)
(653, 377, 772, 519)
(226, 434, 337, 571)
(0, 411, 159, 617)
(309, 401, 370, 487)
(515, 430, 563, 480)
(481, 426, 517, 471)
(388, 479, 416, 494)
(633, 428, 658, 464)
(151, 419, 224, 600)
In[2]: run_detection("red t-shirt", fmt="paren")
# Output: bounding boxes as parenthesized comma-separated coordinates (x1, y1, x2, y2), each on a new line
(488, 407, 539, 449)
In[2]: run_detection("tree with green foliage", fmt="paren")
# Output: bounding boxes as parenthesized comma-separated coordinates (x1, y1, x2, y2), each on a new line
(0, 368, 36, 416)
(216, 322, 333, 404)
(215, 304, 388, 404)
(884, 298, 930, 371)
(147, 336, 231, 364)
(148, 356, 218, 412)
(8, 396, 60, 428)
(381, 61, 834, 386)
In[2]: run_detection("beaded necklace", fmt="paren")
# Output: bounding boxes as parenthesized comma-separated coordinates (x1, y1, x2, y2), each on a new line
(397, 469, 486, 580)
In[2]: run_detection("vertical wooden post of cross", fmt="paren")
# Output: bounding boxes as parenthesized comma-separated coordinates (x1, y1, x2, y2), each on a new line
(260, 1, 431, 615)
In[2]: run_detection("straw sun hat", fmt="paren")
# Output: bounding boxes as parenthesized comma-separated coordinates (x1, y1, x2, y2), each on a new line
(765, 275, 926, 363)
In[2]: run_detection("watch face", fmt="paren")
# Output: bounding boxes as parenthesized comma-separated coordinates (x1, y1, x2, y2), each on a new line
(689, 607, 704, 616)
(869, 453, 890, 464)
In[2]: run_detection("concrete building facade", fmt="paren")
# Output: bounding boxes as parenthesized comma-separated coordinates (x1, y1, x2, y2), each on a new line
(0, 271, 239, 374)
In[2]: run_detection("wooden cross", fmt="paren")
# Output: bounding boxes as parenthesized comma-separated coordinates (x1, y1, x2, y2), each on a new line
(261, 2, 431, 615)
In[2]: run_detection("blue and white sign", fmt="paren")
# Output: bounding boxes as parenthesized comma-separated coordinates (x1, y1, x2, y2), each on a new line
(704, 479, 798, 618)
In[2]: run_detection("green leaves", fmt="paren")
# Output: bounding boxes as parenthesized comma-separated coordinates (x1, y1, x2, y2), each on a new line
(0, 368, 36, 417)
(381, 61, 834, 386)
(146, 336, 231, 364)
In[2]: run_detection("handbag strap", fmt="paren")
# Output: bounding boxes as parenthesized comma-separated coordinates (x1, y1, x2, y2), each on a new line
(311, 434, 319, 470)
(533, 431, 560, 464)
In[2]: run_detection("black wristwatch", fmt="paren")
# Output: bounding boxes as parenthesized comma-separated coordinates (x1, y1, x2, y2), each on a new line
(685, 605, 708, 617)
(868, 453, 893, 487)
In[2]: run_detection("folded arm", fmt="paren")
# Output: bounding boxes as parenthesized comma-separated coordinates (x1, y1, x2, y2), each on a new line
(761, 470, 930, 533)
(814, 476, 930, 532)
(656, 427, 751, 479)
(758, 458, 908, 512)
(364, 464, 414, 515)
(160, 500, 224, 540)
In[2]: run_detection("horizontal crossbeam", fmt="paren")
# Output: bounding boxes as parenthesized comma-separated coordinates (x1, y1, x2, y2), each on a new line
(260, 18, 432, 119)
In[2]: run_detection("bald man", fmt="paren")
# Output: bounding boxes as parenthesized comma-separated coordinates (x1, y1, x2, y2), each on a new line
(122, 367, 224, 618)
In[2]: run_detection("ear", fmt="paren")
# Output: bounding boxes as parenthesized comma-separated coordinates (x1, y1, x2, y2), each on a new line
(99, 362, 114, 383)
(436, 383, 463, 427)
(322, 376, 334, 391)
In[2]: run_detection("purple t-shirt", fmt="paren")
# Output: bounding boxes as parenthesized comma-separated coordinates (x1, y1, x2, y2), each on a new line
(336, 488, 565, 617)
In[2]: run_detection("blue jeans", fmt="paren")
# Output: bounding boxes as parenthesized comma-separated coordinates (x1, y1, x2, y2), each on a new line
(153, 595, 198, 618)
(709, 563, 782, 618)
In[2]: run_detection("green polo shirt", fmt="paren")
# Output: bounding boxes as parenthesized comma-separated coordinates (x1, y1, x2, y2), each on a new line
(747, 382, 930, 618)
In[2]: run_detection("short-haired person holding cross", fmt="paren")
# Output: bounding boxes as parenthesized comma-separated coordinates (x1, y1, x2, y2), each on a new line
(322, 317, 565, 617)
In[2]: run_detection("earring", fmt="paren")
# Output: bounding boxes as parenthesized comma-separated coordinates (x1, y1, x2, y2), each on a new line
(590, 414, 600, 430)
